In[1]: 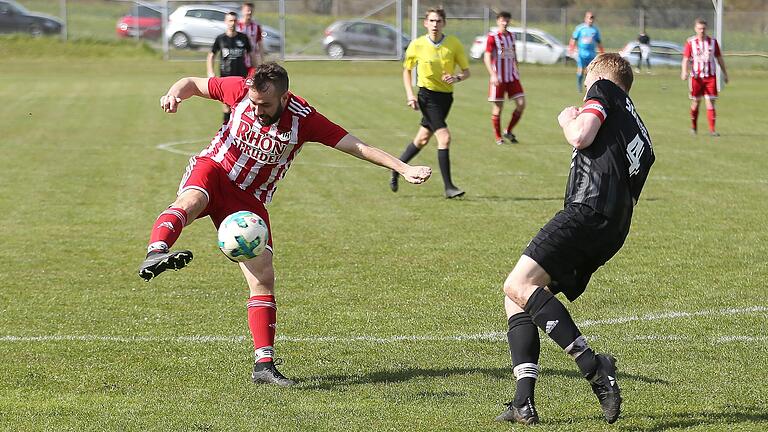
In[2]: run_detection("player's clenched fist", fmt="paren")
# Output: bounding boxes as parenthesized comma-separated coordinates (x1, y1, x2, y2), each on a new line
(402, 165, 432, 184)
(160, 94, 183, 113)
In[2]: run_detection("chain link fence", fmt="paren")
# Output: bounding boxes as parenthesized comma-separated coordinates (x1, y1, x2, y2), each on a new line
(9, 0, 768, 66)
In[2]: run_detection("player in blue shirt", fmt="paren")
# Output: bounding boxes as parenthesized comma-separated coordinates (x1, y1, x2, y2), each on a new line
(569, 11, 604, 91)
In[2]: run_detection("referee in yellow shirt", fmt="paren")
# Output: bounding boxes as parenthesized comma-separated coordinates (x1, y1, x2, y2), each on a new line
(390, 7, 470, 198)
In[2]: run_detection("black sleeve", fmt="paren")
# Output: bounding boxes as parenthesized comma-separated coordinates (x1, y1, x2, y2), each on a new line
(242, 34, 252, 53)
(585, 79, 613, 114)
(211, 35, 222, 54)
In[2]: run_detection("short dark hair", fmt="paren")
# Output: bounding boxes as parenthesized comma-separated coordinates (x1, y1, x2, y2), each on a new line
(250, 62, 289, 95)
(695, 17, 707, 26)
(497, 11, 511, 20)
(242, 2, 254, 8)
(225, 11, 237, 19)
(425, 7, 446, 21)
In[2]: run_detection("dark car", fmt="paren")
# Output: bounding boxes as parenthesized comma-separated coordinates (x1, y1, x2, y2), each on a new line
(116, 2, 164, 40)
(0, 0, 62, 36)
(323, 20, 409, 59)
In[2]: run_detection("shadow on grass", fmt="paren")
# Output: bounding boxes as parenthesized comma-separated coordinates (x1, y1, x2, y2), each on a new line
(299, 366, 668, 390)
(614, 406, 768, 431)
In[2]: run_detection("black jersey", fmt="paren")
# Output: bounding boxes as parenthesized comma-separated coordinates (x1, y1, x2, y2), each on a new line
(564, 79, 655, 217)
(211, 32, 252, 78)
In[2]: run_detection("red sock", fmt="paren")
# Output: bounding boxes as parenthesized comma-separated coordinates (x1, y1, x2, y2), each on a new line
(506, 110, 523, 133)
(247, 295, 276, 363)
(707, 108, 716, 132)
(491, 114, 501, 140)
(147, 207, 187, 252)
(690, 107, 699, 131)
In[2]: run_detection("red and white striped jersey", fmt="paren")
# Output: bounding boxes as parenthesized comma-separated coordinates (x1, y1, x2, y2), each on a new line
(683, 36, 721, 78)
(485, 30, 520, 83)
(202, 76, 348, 204)
(237, 20, 262, 67)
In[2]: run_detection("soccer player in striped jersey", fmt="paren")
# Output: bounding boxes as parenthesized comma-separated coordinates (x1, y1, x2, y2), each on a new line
(483, 11, 525, 145)
(237, 2, 264, 72)
(681, 18, 729, 136)
(495, 54, 654, 425)
(138, 62, 432, 386)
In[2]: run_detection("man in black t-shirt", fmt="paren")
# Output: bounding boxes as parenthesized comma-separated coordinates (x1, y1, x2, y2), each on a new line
(206, 11, 255, 124)
(495, 53, 654, 426)
(637, 32, 651, 72)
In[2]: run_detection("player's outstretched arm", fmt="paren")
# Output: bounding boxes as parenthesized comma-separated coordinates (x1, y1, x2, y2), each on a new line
(334, 134, 431, 184)
(160, 77, 212, 113)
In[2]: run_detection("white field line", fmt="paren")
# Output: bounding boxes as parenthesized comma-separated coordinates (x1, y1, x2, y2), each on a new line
(1, 306, 765, 345)
(155, 139, 768, 184)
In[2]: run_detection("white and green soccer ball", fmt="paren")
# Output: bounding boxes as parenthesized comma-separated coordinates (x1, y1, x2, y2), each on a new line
(217, 211, 269, 262)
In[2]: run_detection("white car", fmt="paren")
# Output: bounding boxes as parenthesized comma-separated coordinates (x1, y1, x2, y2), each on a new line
(470, 27, 573, 65)
(166, 4, 281, 52)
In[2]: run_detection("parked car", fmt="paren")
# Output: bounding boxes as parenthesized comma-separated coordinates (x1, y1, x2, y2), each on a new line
(470, 27, 573, 65)
(619, 40, 684, 67)
(0, 0, 62, 36)
(115, 2, 164, 40)
(323, 20, 409, 59)
(166, 4, 281, 53)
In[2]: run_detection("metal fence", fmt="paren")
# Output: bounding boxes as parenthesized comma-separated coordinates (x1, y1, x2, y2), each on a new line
(10, 0, 768, 65)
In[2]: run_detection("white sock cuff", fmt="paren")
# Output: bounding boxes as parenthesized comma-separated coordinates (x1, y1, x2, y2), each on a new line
(565, 335, 589, 359)
(147, 241, 168, 253)
(255, 346, 275, 361)
(513, 363, 540, 380)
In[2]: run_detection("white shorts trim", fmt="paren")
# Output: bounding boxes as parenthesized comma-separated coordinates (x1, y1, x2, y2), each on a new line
(178, 185, 209, 202)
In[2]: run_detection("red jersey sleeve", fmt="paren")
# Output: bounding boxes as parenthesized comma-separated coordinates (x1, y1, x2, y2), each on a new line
(683, 40, 691, 58)
(485, 34, 496, 53)
(207, 76, 248, 107)
(300, 110, 348, 147)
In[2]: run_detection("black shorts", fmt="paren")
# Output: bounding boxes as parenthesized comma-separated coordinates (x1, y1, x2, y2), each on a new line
(523, 204, 632, 302)
(418, 87, 453, 131)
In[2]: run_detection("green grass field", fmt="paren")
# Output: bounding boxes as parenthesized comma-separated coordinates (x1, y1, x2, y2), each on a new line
(1, 39, 767, 431)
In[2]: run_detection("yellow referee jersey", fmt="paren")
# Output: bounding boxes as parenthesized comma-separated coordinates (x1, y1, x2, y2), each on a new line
(403, 34, 469, 93)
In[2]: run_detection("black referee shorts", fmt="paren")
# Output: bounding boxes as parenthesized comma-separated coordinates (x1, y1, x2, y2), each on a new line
(418, 87, 453, 131)
(523, 204, 632, 302)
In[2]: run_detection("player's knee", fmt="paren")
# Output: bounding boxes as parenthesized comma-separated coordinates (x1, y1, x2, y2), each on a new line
(502, 273, 529, 307)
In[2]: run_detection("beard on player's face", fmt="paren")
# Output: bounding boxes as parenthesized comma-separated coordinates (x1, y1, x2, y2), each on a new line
(259, 99, 283, 125)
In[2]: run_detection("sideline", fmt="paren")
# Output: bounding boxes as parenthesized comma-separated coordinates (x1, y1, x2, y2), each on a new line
(1, 306, 765, 345)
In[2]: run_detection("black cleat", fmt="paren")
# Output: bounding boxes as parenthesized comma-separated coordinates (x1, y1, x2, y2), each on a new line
(252, 359, 296, 387)
(389, 171, 399, 192)
(503, 131, 518, 143)
(494, 399, 539, 425)
(138, 249, 193, 281)
(590, 354, 622, 424)
(444, 186, 465, 199)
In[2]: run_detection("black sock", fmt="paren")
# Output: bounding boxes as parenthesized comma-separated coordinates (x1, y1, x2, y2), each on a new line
(507, 312, 540, 407)
(524, 287, 599, 378)
(393, 143, 421, 178)
(223, 112, 231, 124)
(437, 148, 456, 189)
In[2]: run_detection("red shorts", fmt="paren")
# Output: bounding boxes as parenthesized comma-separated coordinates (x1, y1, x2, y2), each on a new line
(689, 76, 718, 100)
(488, 80, 524, 102)
(178, 156, 273, 251)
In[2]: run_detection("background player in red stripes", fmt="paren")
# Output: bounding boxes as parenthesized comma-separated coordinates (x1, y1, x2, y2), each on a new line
(483, 11, 525, 145)
(238, 2, 264, 73)
(681, 18, 729, 136)
(138, 62, 432, 386)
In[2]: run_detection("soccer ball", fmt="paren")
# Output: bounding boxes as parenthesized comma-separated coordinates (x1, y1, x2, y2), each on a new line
(217, 211, 269, 262)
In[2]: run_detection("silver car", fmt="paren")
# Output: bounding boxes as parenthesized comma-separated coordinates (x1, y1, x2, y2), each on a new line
(323, 20, 409, 59)
(470, 27, 574, 64)
(619, 40, 684, 67)
(166, 4, 281, 53)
